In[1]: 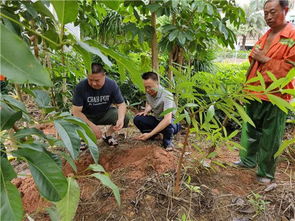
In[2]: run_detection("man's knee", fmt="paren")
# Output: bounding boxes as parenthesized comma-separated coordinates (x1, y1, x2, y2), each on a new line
(133, 115, 142, 127)
(123, 114, 130, 128)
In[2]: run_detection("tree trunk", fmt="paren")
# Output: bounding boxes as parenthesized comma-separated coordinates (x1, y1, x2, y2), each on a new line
(60, 25, 68, 106)
(168, 49, 174, 82)
(241, 34, 246, 50)
(177, 46, 184, 67)
(167, 14, 176, 82)
(151, 11, 159, 73)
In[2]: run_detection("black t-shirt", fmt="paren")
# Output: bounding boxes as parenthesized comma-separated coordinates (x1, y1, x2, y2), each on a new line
(72, 77, 124, 117)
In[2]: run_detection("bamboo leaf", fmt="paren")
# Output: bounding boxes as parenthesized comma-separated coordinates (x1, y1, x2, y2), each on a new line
(274, 138, 295, 158)
(233, 102, 255, 127)
(267, 94, 294, 113)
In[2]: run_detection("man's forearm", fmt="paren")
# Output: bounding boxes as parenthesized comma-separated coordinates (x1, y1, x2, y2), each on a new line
(145, 103, 152, 114)
(149, 116, 171, 136)
(73, 111, 95, 128)
(117, 102, 126, 121)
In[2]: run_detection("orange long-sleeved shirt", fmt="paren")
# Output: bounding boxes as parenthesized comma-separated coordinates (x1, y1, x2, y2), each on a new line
(0, 75, 6, 81)
(248, 22, 295, 101)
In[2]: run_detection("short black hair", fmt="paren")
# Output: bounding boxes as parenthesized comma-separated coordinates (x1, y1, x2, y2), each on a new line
(141, 71, 158, 81)
(91, 63, 105, 74)
(264, 0, 289, 9)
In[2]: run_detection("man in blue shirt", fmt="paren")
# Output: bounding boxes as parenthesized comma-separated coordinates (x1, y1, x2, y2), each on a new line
(72, 63, 129, 146)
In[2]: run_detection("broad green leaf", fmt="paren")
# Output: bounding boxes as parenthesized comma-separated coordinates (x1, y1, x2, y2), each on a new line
(64, 117, 98, 163)
(32, 89, 52, 108)
(274, 138, 295, 158)
(77, 41, 112, 67)
(18, 143, 62, 168)
(32, 1, 55, 21)
(267, 94, 294, 113)
(14, 128, 47, 140)
(0, 157, 23, 221)
(87, 40, 143, 91)
(0, 181, 23, 221)
(47, 207, 59, 221)
(233, 102, 255, 127)
(54, 120, 81, 160)
(101, 0, 122, 10)
(76, 130, 99, 164)
(88, 164, 105, 173)
(0, 24, 51, 86)
(55, 177, 80, 221)
(43, 29, 59, 50)
(177, 33, 186, 45)
(0, 157, 16, 182)
(91, 173, 120, 206)
(168, 29, 179, 42)
(51, 0, 78, 25)
(0, 101, 22, 131)
(73, 44, 91, 74)
(146, 3, 161, 12)
(14, 148, 68, 201)
(64, 116, 96, 143)
(60, 152, 77, 173)
(1, 95, 27, 113)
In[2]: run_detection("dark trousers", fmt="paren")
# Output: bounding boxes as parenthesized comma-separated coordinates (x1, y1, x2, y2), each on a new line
(87, 107, 130, 128)
(240, 100, 287, 179)
(133, 115, 180, 147)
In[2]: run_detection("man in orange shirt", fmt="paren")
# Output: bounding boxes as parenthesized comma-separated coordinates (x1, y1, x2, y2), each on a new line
(235, 0, 295, 183)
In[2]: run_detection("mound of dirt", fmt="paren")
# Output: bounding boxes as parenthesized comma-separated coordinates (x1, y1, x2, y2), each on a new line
(99, 145, 177, 179)
(12, 177, 50, 214)
(64, 144, 177, 179)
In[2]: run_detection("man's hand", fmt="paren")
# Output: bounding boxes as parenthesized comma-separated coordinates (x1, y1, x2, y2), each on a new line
(252, 48, 271, 63)
(113, 119, 124, 131)
(90, 125, 102, 139)
(136, 111, 148, 116)
(135, 133, 152, 141)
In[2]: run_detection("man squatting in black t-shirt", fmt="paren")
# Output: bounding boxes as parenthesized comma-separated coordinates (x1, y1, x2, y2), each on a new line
(72, 63, 129, 146)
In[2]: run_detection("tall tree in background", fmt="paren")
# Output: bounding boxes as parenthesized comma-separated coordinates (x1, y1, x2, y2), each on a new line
(238, 0, 266, 50)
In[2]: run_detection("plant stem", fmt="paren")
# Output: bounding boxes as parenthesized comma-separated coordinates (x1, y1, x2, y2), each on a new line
(174, 124, 191, 194)
(151, 1, 159, 73)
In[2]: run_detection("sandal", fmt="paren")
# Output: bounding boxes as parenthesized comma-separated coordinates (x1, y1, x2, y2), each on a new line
(80, 140, 88, 151)
(103, 134, 118, 146)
